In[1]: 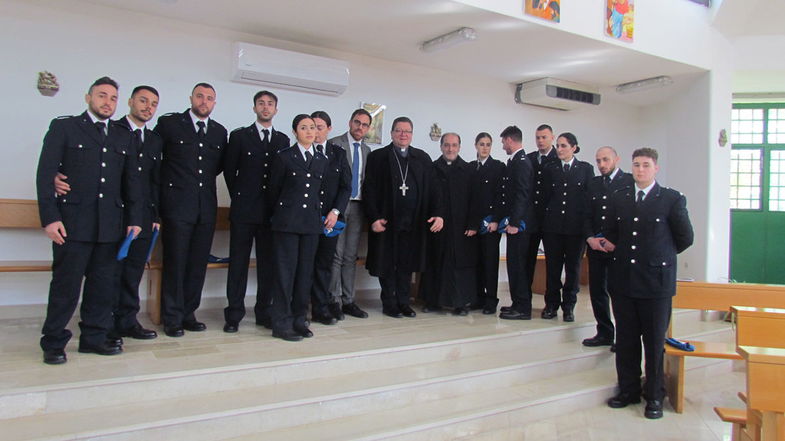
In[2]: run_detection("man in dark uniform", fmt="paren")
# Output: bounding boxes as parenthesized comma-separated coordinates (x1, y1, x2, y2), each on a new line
(582, 146, 632, 348)
(468, 132, 505, 315)
(497, 126, 537, 320)
(363, 117, 444, 318)
(421, 133, 480, 315)
(36, 76, 142, 364)
(309, 111, 351, 325)
(55, 85, 162, 341)
(604, 148, 694, 419)
(525, 125, 558, 292)
(154, 83, 227, 337)
(222, 90, 289, 333)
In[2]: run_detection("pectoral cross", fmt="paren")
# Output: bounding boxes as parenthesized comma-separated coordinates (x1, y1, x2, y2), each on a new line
(399, 183, 409, 196)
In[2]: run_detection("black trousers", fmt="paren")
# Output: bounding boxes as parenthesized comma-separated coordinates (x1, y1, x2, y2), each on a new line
(542, 232, 585, 312)
(114, 235, 152, 332)
(525, 231, 543, 293)
(160, 218, 215, 327)
(476, 231, 501, 308)
(311, 234, 338, 315)
(505, 231, 532, 314)
(41, 240, 118, 351)
(224, 222, 273, 324)
(378, 230, 414, 309)
(611, 294, 671, 401)
(270, 231, 319, 332)
(587, 250, 615, 340)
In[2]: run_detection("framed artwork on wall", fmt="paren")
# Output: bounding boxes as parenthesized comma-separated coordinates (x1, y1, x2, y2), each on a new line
(524, 0, 561, 23)
(361, 102, 386, 145)
(605, 0, 634, 42)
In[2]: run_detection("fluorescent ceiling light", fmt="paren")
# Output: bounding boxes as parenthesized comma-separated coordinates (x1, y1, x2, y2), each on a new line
(420, 27, 477, 53)
(615, 75, 674, 94)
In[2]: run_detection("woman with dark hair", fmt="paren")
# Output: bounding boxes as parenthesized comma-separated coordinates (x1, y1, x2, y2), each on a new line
(540, 132, 594, 322)
(267, 114, 328, 341)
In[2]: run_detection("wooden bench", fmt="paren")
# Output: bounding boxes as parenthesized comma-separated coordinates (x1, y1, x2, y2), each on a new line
(0, 199, 52, 274)
(665, 282, 785, 413)
(733, 345, 785, 441)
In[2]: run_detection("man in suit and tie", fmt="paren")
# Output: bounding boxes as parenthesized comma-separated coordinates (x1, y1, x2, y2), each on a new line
(582, 146, 633, 348)
(55, 85, 162, 341)
(525, 125, 558, 292)
(36, 76, 142, 364)
(604, 148, 694, 419)
(328, 109, 373, 320)
(154, 83, 227, 337)
(222, 91, 290, 333)
(497, 126, 537, 320)
(309, 111, 351, 325)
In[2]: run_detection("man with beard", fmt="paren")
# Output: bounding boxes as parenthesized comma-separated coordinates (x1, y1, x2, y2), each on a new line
(36, 76, 142, 364)
(328, 109, 373, 320)
(363, 117, 443, 318)
(421, 133, 480, 315)
(582, 146, 633, 348)
(154, 83, 227, 337)
(525, 124, 558, 292)
(222, 91, 290, 333)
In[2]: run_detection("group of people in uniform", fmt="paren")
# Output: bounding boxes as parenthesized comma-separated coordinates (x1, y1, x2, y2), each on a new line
(36, 76, 694, 420)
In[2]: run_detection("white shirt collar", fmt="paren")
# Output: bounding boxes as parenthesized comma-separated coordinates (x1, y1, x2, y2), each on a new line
(635, 180, 656, 197)
(189, 109, 209, 134)
(297, 143, 313, 161)
(86, 110, 108, 125)
(255, 121, 274, 137)
(561, 157, 575, 167)
(478, 157, 488, 166)
(126, 116, 146, 142)
(347, 132, 362, 145)
(607, 168, 619, 180)
(539, 146, 553, 158)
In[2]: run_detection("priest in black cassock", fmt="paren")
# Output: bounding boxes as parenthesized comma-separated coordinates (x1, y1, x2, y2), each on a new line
(421, 133, 482, 316)
(363, 117, 444, 319)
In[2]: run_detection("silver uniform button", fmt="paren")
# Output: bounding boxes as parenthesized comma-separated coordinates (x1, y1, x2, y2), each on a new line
(631, 245, 636, 250)
(103, 147, 107, 152)
(199, 143, 203, 147)
(198, 170, 203, 174)
(563, 192, 567, 196)
(99, 193, 103, 198)
(561, 210, 565, 214)
(199, 156, 202, 160)
(304, 193, 308, 198)
(633, 217, 639, 222)
(138, 167, 142, 171)
(603, 195, 607, 199)
(602, 206, 606, 210)
(562, 201, 566, 205)
(632, 231, 637, 236)
(307, 173, 311, 177)
(101, 178, 105, 183)
(656, 218, 661, 222)
(248, 152, 251, 156)
(306, 183, 310, 188)
(662, 262, 667, 266)
(302, 204, 307, 208)
(601, 215, 605, 220)
(199, 183, 203, 187)
(101, 162, 106, 167)
(631, 259, 636, 264)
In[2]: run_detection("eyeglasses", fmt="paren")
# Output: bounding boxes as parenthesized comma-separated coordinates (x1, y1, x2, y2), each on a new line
(351, 119, 370, 129)
(393, 129, 413, 135)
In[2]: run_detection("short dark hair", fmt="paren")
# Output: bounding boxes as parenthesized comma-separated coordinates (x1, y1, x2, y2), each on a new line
(440, 132, 461, 145)
(292, 114, 313, 131)
(192, 82, 215, 93)
(500, 125, 522, 143)
(88, 76, 118, 94)
(392, 116, 413, 132)
(310, 110, 332, 127)
(253, 90, 278, 105)
(131, 85, 159, 98)
(474, 132, 492, 144)
(536, 124, 553, 133)
(632, 147, 659, 164)
(557, 132, 580, 153)
(350, 108, 372, 123)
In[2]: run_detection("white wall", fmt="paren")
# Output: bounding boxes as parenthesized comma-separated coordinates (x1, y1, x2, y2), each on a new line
(0, 0, 662, 307)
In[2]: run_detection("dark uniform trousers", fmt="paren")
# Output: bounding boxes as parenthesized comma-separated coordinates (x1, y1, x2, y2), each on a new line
(506, 231, 532, 314)
(225, 222, 273, 324)
(525, 231, 544, 293)
(312, 234, 339, 315)
(379, 230, 415, 309)
(542, 233, 585, 311)
(587, 250, 615, 340)
(114, 235, 152, 332)
(476, 231, 501, 308)
(270, 232, 319, 331)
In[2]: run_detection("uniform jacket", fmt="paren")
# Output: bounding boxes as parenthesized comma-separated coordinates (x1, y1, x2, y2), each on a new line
(223, 123, 290, 224)
(268, 145, 328, 235)
(527, 147, 558, 231)
(36, 112, 142, 243)
(606, 183, 694, 298)
(502, 149, 537, 233)
(154, 109, 227, 224)
(583, 169, 634, 250)
(328, 131, 371, 199)
(542, 158, 594, 235)
(318, 141, 351, 217)
(468, 156, 506, 223)
(115, 117, 163, 239)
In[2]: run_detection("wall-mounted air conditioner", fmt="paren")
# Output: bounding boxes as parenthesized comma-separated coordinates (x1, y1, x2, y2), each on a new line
(515, 78, 601, 111)
(232, 42, 350, 96)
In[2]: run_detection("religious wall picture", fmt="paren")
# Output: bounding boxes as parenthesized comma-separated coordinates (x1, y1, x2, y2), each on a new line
(362, 102, 386, 145)
(605, 0, 634, 42)
(524, 0, 560, 23)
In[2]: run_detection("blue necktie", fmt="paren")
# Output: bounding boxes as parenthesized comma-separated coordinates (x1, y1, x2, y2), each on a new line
(351, 142, 360, 198)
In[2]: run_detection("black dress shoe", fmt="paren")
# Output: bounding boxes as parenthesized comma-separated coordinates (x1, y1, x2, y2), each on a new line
(607, 393, 641, 408)
(563, 311, 575, 322)
(223, 322, 239, 333)
(342, 302, 368, 319)
(256, 317, 272, 329)
(43, 349, 67, 365)
(383, 306, 403, 318)
(469, 301, 484, 311)
(499, 310, 532, 320)
(452, 307, 469, 316)
(644, 400, 664, 419)
(421, 305, 442, 313)
(399, 304, 417, 318)
(183, 320, 206, 332)
(582, 336, 613, 347)
(107, 336, 124, 347)
(164, 325, 184, 337)
(294, 326, 314, 338)
(272, 329, 304, 342)
(312, 313, 337, 326)
(541, 308, 558, 319)
(329, 303, 346, 321)
(120, 325, 158, 340)
(78, 342, 123, 356)
(500, 305, 513, 313)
